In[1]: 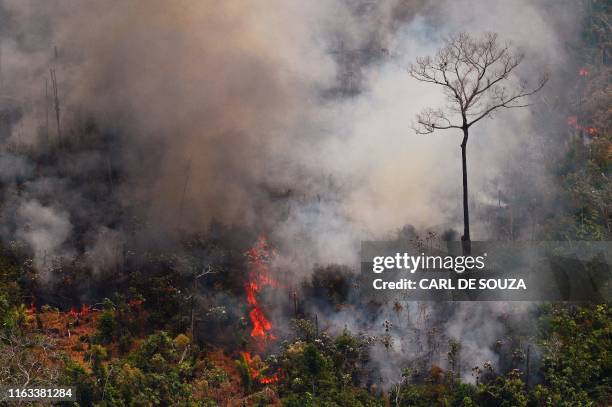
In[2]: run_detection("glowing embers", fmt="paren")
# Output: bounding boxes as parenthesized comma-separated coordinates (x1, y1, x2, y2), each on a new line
(244, 235, 277, 343)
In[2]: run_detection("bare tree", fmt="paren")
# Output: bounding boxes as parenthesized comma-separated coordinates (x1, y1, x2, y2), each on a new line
(0, 332, 61, 394)
(409, 32, 547, 254)
(50, 67, 61, 145)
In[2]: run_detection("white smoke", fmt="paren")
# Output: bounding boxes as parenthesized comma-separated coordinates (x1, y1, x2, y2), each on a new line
(16, 199, 73, 276)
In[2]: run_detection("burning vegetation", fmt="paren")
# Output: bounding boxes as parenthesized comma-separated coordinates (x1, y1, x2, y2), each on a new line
(0, 1, 610, 406)
(241, 235, 282, 385)
(245, 235, 277, 344)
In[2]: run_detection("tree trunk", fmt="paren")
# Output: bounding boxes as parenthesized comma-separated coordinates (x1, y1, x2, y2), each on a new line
(461, 128, 471, 255)
(190, 277, 196, 343)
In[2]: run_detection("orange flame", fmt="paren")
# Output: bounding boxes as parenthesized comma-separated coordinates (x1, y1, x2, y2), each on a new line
(68, 304, 91, 318)
(259, 373, 281, 384)
(241, 236, 282, 385)
(242, 351, 281, 385)
(243, 351, 258, 377)
(129, 299, 143, 308)
(245, 236, 277, 342)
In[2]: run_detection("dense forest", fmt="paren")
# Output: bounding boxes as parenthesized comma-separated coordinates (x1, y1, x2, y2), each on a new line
(0, 1, 610, 406)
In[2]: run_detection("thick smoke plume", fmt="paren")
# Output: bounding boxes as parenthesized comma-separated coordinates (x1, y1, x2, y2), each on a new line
(0, 0, 583, 387)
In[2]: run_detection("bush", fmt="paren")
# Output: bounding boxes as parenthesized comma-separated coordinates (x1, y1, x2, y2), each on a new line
(95, 310, 116, 344)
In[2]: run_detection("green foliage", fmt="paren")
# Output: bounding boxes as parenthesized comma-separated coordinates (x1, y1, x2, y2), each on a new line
(235, 353, 254, 393)
(87, 344, 109, 376)
(66, 331, 204, 406)
(278, 328, 382, 407)
(174, 333, 191, 349)
(291, 318, 317, 342)
(476, 369, 528, 407)
(62, 358, 97, 405)
(332, 328, 364, 384)
(0, 246, 27, 333)
(201, 365, 228, 388)
(95, 310, 116, 344)
(1, 301, 26, 332)
(534, 304, 611, 406)
(118, 333, 133, 354)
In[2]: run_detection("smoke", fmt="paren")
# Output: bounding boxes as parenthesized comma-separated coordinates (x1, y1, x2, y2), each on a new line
(85, 226, 125, 276)
(0, 0, 583, 387)
(0, 0, 579, 266)
(15, 199, 73, 277)
(0, 152, 32, 181)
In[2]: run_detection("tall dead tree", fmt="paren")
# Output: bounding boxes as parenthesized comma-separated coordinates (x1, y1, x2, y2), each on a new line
(409, 32, 547, 254)
(0, 43, 3, 90)
(43, 77, 49, 145)
(49, 68, 62, 145)
(187, 265, 217, 343)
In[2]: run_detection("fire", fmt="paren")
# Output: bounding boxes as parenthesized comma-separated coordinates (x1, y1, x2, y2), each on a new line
(244, 235, 277, 342)
(579, 67, 589, 76)
(260, 374, 281, 384)
(249, 306, 273, 340)
(242, 351, 281, 385)
(243, 351, 259, 377)
(68, 304, 91, 318)
(129, 299, 143, 307)
(240, 236, 282, 385)
(567, 116, 599, 136)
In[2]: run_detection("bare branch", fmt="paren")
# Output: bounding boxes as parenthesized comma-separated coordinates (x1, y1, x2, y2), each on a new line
(466, 74, 548, 127)
(410, 32, 547, 134)
(414, 108, 462, 134)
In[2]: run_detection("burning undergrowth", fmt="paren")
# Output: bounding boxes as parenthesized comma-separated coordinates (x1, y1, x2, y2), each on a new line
(244, 235, 278, 344)
(241, 235, 282, 384)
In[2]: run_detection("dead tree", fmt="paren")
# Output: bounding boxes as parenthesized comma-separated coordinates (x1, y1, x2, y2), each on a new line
(49, 68, 62, 145)
(409, 32, 547, 254)
(525, 344, 531, 389)
(0, 43, 3, 89)
(187, 264, 217, 343)
(44, 77, 49, 145)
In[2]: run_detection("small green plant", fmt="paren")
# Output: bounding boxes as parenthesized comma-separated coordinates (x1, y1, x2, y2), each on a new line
(95, 310, 116, 344)
(235, 353, 254, 393)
